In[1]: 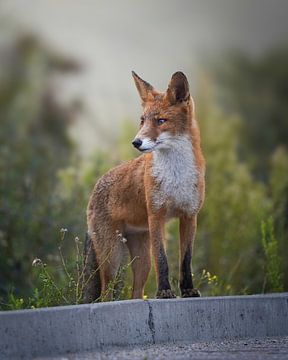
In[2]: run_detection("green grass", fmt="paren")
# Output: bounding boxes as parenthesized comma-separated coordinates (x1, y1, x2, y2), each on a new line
(261, 217, 284, 293)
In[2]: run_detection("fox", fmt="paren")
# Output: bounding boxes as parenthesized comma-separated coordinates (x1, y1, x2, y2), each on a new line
(83, 71, 205, 302)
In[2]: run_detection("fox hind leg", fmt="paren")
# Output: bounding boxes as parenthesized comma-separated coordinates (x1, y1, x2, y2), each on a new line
(126, 231, 151, 299)
(90, 223, 127, 301)
(97, 243, 126, 301)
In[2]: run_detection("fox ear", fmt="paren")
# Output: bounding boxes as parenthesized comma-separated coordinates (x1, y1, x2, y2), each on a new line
(166, 72, 190, 104)
(132, 71, 154, 103)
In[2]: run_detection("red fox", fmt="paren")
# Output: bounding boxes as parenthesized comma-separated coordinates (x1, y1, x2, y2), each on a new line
(84, 71, 205, 301)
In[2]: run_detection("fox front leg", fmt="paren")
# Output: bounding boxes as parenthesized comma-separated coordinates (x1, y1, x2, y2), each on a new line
(179, 214, 201, 297)
(148, 214, 176, 299)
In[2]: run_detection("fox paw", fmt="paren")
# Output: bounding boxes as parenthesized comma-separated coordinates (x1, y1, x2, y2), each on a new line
(181, 288, 201, 298)
(156, 289, 176, 299)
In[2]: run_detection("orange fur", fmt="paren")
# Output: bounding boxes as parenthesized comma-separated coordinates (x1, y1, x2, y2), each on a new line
(86, 71, 205, 301)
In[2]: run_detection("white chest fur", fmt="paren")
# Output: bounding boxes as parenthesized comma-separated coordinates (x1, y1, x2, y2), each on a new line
(152, 136, 200, 215)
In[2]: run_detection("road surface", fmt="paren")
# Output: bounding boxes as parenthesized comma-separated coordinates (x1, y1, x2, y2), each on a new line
(38, 336, 288, 360)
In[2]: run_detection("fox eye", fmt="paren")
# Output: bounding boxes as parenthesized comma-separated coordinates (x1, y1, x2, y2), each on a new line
(140, 116, 144, 126)
(157, 118, 167, 126)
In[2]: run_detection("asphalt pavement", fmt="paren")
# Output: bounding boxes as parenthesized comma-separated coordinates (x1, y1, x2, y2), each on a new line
(37, 336, 288, 360)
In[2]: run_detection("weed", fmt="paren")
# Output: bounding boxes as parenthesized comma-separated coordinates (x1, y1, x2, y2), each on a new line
(194, 269, 235, 296)
(0, 228, 136, 310)
(261, 217, 284, 293)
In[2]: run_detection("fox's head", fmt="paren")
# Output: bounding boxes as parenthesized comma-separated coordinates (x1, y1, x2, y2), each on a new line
(132, 71, 194, 153)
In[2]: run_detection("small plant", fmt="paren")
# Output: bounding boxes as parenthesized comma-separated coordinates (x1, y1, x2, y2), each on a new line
(1, 291, 25, 310)
(196, 269, 219, 296)
(195, 269, 235, 296)
(28, 228, 83, 307)
(261, 217, 284, 293)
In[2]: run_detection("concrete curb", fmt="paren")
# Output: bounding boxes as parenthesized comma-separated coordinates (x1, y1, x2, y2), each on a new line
(1, 294, 288, 359)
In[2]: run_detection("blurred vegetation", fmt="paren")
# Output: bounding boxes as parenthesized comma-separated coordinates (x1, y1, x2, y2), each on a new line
(206, 50, 288, 181)
(0, 31, 86, 301)
(0, 30, 287, 309)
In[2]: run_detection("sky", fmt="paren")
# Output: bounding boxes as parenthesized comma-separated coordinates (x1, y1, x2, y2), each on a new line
(1, 0, 288, 152)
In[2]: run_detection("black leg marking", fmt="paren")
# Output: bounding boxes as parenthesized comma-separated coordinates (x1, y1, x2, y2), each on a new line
(158, 244, 170, 290)
(156, 244, 176, 299)
(180, 246, 193, 291)
(180, 246, 201, 298)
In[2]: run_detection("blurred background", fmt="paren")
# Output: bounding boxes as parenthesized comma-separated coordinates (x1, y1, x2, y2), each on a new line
(0, 0, 287, 307)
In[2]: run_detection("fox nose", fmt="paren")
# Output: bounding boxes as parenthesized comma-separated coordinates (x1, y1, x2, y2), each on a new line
(132, 138, 142, 149)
